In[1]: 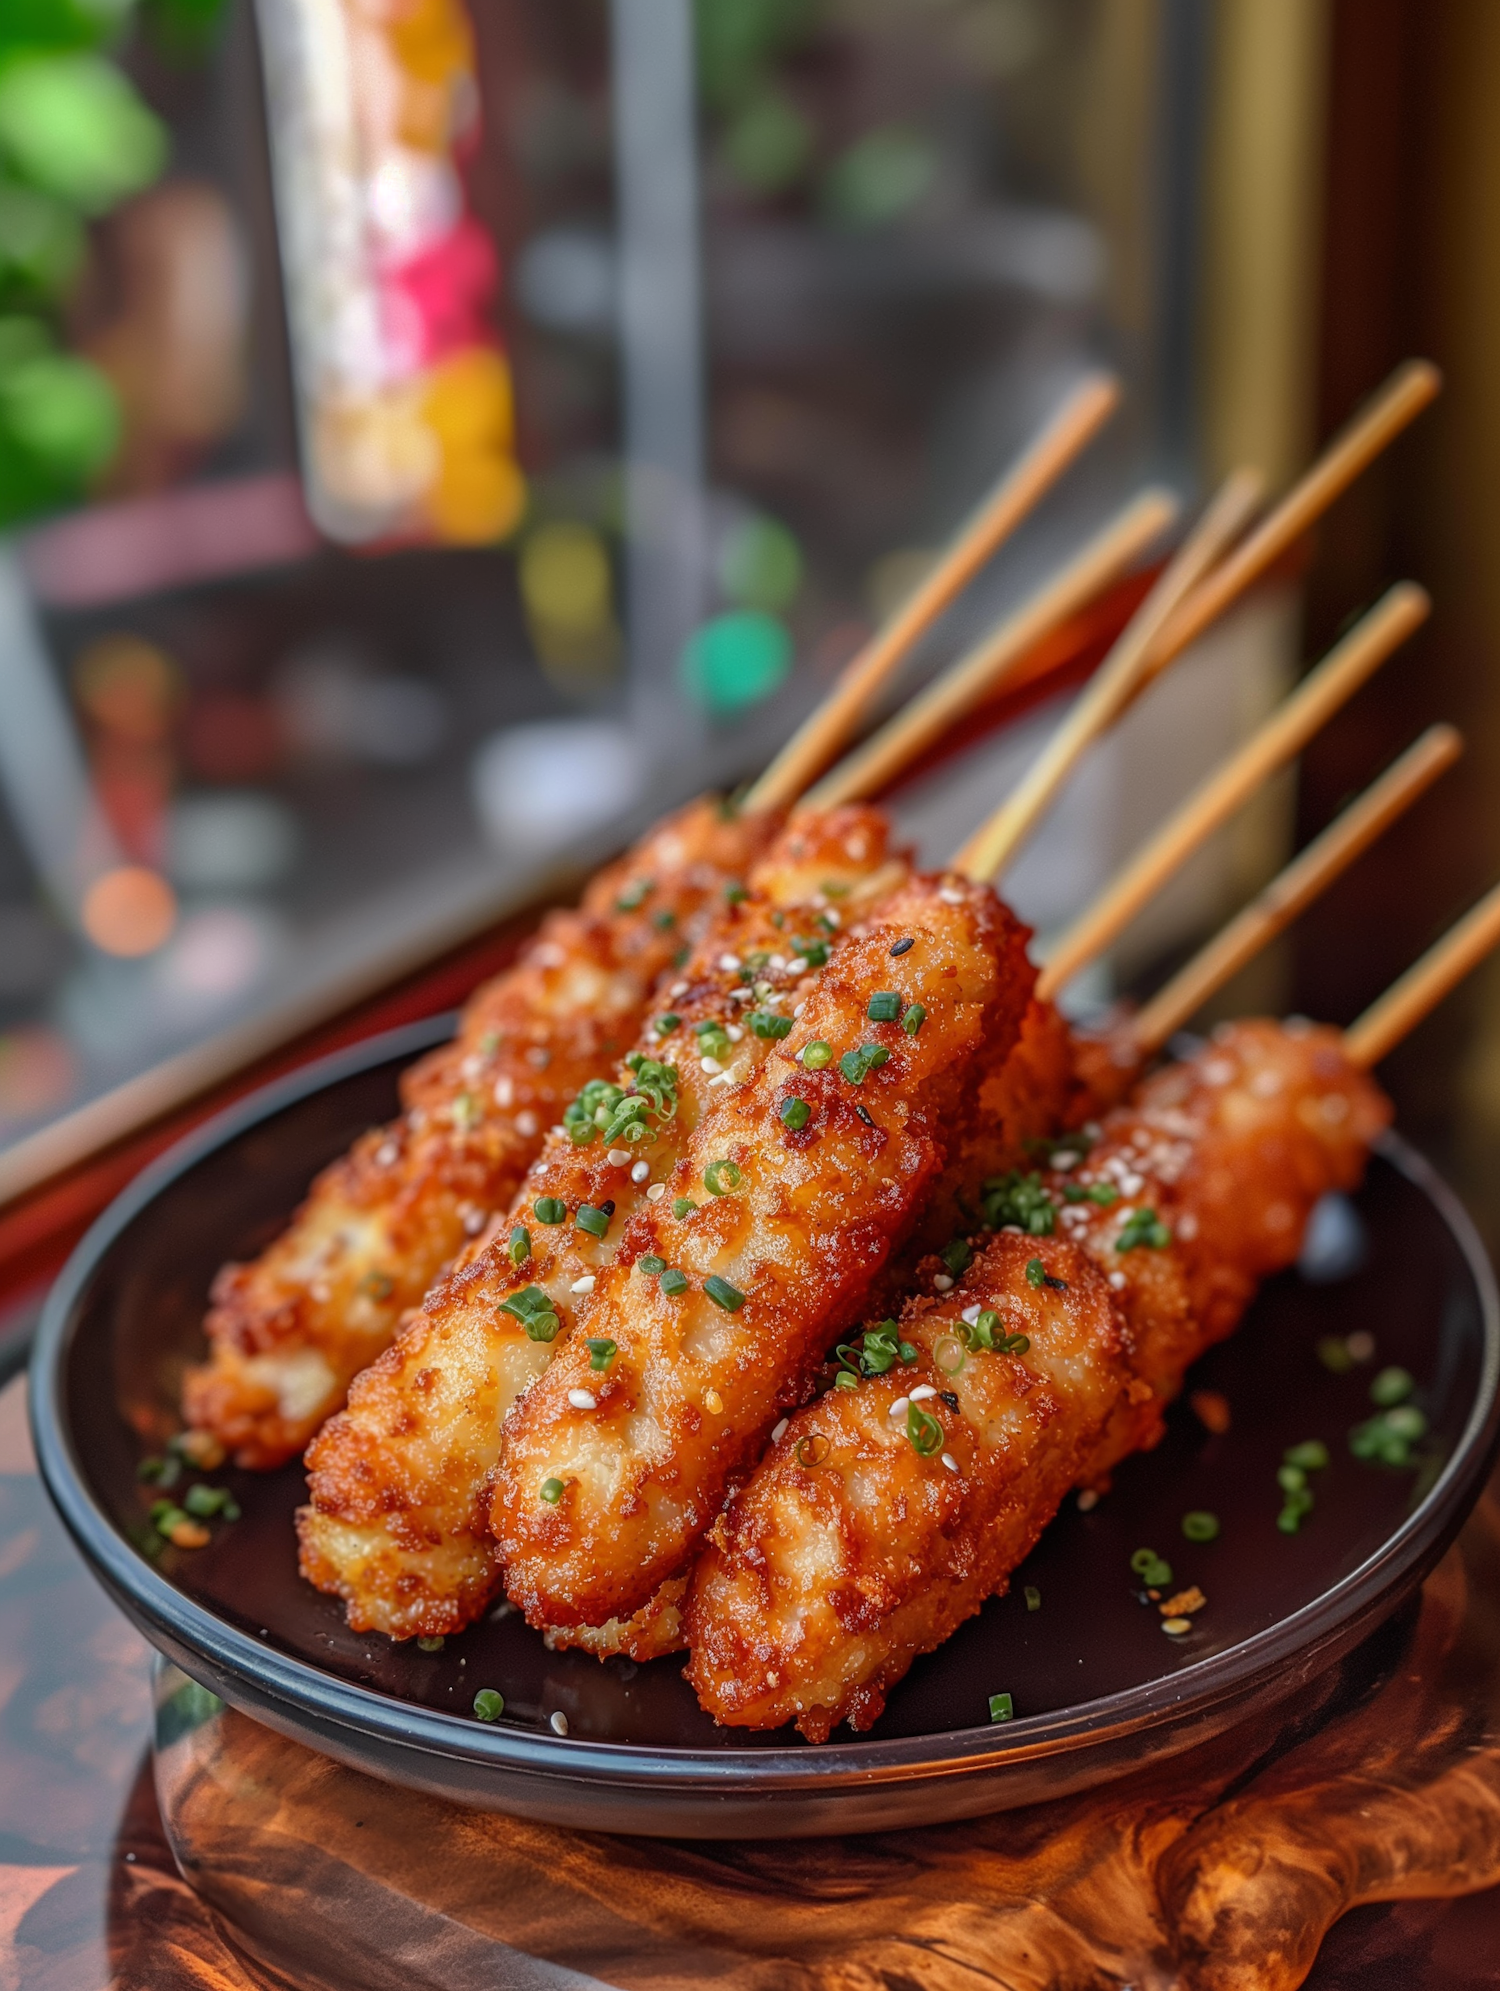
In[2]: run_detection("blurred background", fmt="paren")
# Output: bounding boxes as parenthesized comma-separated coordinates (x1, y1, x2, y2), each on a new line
(0, 0, 1496, 1347)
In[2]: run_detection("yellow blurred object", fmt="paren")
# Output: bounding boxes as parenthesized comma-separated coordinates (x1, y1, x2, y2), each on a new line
(388, 0, 474, 86)
(73, 636, 181, 744)
(82, 867, 178, 957)
(421, 348, 514, 452)
(518, 520, 619, 670)
(427, 449, 526, 544)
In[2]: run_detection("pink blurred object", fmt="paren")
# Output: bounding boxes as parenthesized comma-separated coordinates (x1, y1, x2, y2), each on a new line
(383, 216, 499, 369)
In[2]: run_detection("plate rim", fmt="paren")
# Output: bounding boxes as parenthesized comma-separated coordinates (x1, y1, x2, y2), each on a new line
(27, 1025, 1500, 1800)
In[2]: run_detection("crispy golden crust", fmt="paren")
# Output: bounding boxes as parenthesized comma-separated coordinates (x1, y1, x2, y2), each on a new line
(683, 1020, 1392, 1737)
(1053, 1018, 1390, 1480)
(185, 797, 780, 1468)
(297, 808, 914, 1637)
(490, 873, 1035, 1632)
(685, 1233, 1133, 1739)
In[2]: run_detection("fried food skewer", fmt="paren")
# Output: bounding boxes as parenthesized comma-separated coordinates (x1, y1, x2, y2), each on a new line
(187, 388, 1129, 1470)
(685, 861, 1500, 1741)
(686, 1017, 1392, 1738)
(486, 587, 1428, 1636)
(298, 808, 927, 1636)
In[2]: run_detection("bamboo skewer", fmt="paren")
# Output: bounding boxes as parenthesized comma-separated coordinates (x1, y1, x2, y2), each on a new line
(1344, 880, 1500, 1069)
(1149, 359, 1441, 667)
(1131, 724, 1463, 1053)
(744, 372, 1121, 813)
(802, 487, 1178, 811)
(953, 470, 1263, 882)
(1035, 581, 1432, 1003)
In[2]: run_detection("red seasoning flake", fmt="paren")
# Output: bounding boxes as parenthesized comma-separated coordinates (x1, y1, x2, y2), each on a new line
(1190, 1389, 1232, 1436)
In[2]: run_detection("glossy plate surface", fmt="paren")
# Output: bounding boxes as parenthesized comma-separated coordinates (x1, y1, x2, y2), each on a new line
(29, 1022, 1500, 1837)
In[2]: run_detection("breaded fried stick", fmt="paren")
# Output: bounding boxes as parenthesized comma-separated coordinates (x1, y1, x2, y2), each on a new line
(297, 808, 913, 1638)
(184, 798, 780, 1468)
(685, 1018, 1389, 1739)
(490, 870, 1034, 1633)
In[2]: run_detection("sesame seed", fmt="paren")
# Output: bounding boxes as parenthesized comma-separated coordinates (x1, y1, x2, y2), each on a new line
(607, 1148, 631, 1166)
(701, 1056, 723, 1074)
(1109, 1271, 1127, 1290)
(1120, 1173, 1144, 1196)
(726, 1024, 744, 1042)
(939, 884, 965, 904)
(1161, 1617, 1192, 1637)
(704, 1388, 723, 1414)
(909, 1384, 937, 1402)
(718, 954, 741, 973)
(889, 1396, 910, 1420)
(516, 1111, 540, 1137)
(961, 1304, 982, 1325)
(567, 1389, 598, 1411)
(772, 1417, 789, 1442)
(1077, 1488, 1099, 1512)
(793, 1001, 806, 1018)
(646, 1183, 666, 1202)
(570, 1276, 595, 1294)
(769, 953, 787, 971)
(375, 1141, 399, 1168)
(550, 1710, 570, 1735)
(631, 1160, 650, 1184)
(670, 980, 688, 997)
(941, 1453, 959, 1473)
(787, 957, 808, 973)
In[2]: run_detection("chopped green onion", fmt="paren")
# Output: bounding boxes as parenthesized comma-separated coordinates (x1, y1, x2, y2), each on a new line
(509, 1225, 531, 1266)
(655, 1012, 681, 1037)
(638, 1254, 666, 1276)
(780, 1097, 811, 1131)
(500, 1286, 562, 1342)
(981, 1170, 1056, 1234)
(1316, 1335, 1355, 1374)
(137, 1455, 180, 1487)
(1130, 1547, 1174, 1587)
(705, 1275, 745, 1312)
(1026, 1257, 1047, 1289)
(417, 1635, 445, 1652)
(724, 881, 747, 903)
(750, 1010, 794, 1040)
(1116, 1207, 1172, 1252)
(907, 1402, 943, 1456)
(801, 1040, 833, 1070)
(653, 909, 677, 930)
(1062, 1182, 1118, 1207)
(660, 1268, 690, 1297)
(616, 879, 652, 910)
(576, 1204, 611, 1239)
(473, 1688, 506, 1720)
(988, 1692, 1014, 1723)
(1181, 1511, 1219, 1542)
(705, 1159, 742, 1195)
(840, 1044, 890, 1084)
(1370, 1366, 1414, 1407)
(795, 1433, 830, 1468)
(1284, 1440, 1330, 1471)
(833, 1370, 859, 1391)
(940, 1238, 972, 1276)
(361, 1269, 394, 1299)
(534, 1197, 566, 1225)
(183, 1484, 234, 1518)
(1024, 1586, 1041, 1612)
(586, 1337, 618, 1372)
(901, 1003, 926, 1036)
(1277, 1463, 1308, 1494)
(540, 1478, 564, 1504)
(672, 1196, 698, 1218)
(867, 991, 902, 1023)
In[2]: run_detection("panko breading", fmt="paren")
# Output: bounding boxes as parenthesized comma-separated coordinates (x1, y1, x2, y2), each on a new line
(685, 1019, 1392, 1737)
(184, 797, 780, 1468)
(685, 1233, 1133, 1739)
(490, 872, 1035, 1633)
(297, 808, 915, 1637)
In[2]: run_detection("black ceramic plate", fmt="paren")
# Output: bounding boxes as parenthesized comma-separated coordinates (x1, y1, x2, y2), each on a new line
(29, 1021, 1500, 1838)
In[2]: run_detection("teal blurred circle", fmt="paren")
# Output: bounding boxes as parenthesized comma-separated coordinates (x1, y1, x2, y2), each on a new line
(680, 611, 792, 715)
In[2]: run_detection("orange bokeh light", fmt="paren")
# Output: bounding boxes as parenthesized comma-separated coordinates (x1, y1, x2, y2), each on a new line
(81, 866, 178, 957)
